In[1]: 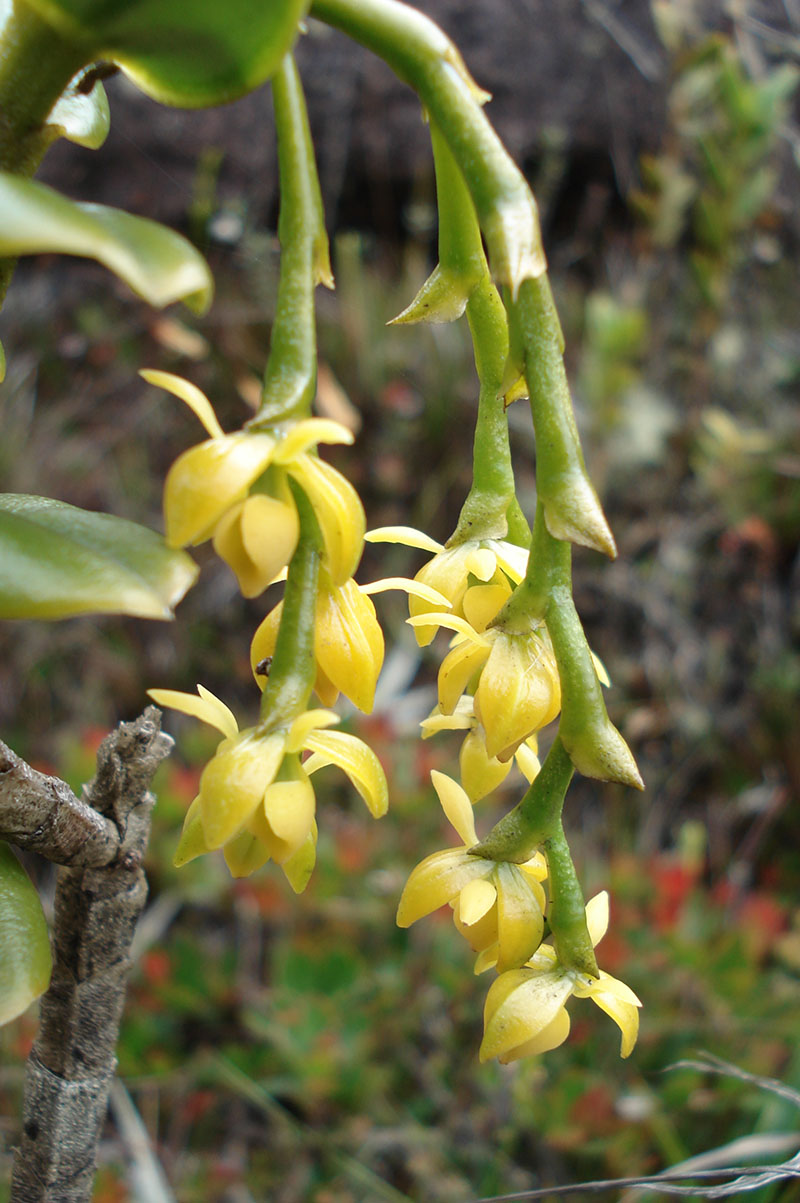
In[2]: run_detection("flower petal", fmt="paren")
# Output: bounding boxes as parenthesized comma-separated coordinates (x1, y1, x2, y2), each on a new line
(494, 863, 545, 972)
(164, 433, 276, 547)
(463, 547, 497, 581)
(212, 492, 299, 598)
(172, 796, 210, 867)
(281, 820, 318, 894)
(315, 579, 384, 713)
(361, 576, 451, 610)
(223, 829, 270, 878)
(491, 540, 528, 583)
(199, 730, 285, 848)
(365, 526, 443, 553)
(585, 891, 610, 948)
(431, 770, 477, 846)
(498, 1005, 570, 1063)
(286, 709, 340, 753)
(420, 700, 474, 739)
(480, 967, 574, 1063)
(262, 774, 316, 861)
(289, 454, 365, 584)
(462, 581, 512, 632)
(438, 639, 491, 715)
(477, 632, 561, 760)
(272, 418, 354, 463)
(459, 728, 512, 802)
(148, 684, 238, 740)
(303, 729, 388, 818)
(458, 877, 497, 926)
(396, 849, 491, 927)
(589, 989, 640, 1058)
(514, 739, 541, 782)
(140, 369, 224, 438)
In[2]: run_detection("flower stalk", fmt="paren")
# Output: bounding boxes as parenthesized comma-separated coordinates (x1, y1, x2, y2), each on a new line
(250, 52, 333, 428)
(259, 477, 323, 729)
(309, 0, 546, 294)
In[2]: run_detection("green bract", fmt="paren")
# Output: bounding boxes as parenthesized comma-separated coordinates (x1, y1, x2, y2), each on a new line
(0, 842, 52, 1026)
(0, 174, 213, 312)
(0, 495, 199, 620)
(19, 0, 308, 107)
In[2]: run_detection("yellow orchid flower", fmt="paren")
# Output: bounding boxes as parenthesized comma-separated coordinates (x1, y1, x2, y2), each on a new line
(408, 611, 562, 761)
(397, 771, 548, 973)
(142, 370, 362, 589)
(480, 891, 642, 1063)
(251, 573, 451, 714)
(366, 525, 528, 646)
(147, 684, 387, 887)
(420, 696, 540, 802)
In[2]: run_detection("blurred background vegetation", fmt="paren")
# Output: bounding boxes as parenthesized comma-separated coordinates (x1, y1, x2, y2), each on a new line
(1, 3, 799, 1200)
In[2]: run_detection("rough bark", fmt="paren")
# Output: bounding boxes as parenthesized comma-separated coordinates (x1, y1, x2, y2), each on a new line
(9, 707, 172, 1203)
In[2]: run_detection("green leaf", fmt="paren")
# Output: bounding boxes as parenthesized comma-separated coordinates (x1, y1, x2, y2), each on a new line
(23, 0, 309, 107)
(0, 495, 199, 620)
(47, 74, 110, 149)
(0, 173, 212, 313)
(0, 842, 52, 1026)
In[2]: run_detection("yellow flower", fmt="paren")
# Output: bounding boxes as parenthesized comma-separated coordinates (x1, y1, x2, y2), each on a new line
(420, 696, 540, 802)
(147, 685, 387, 887)
(366, 525, 528, 646)
(480, 891, 641, 1062)
(250, 573, 451, 714)
(251, 571, 384, 713)
(142, 370, 364, 588)
(397, 771, 547, 972)
(408, 611, 561, 761)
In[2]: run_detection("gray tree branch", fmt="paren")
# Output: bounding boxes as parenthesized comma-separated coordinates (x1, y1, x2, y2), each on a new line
(9, 707, 173, 1203)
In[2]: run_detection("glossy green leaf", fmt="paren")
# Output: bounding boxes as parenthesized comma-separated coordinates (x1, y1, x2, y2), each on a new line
(23, 0, 308, 107)
(0, 173, 212, 312)
(0, 495, 199, 620)
(47, 74, 110, 149)
(0, 843, 52, 1026)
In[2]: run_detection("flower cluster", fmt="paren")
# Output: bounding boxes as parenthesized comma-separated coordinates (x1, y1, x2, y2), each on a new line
(397, 771, 640, 1059)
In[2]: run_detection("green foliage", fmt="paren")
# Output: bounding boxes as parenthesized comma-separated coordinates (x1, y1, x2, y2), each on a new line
(0, 173, 213, 312)
(19, 0, 308, 106)
(0, 843, 51, 1025)
(0, 495, 197, 620)
(634, 35, 799, 309)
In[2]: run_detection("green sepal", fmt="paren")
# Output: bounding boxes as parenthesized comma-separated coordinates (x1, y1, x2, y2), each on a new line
(0, 495, 198, 620)
(0, 842, 52, 1026)
(21, 0, 308, 107)
(47, 74, 110, 149)
(0, 173, 212, 312)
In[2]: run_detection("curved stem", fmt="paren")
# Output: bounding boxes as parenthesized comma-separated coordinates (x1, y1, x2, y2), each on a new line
(309, 0, 545, 294)
(471, 734, 574, 862)
(249, 52, 331, 428)
(543, 822, 598, 977)
(259, 477, 322, 728)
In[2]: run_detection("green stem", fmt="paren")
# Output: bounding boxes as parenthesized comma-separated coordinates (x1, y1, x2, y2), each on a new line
(513, 276, 616, 558)
(543, 822, 598, 977)
(259, 478, 322, 728)
(0, 2, 87, 303)
(494, 503, 642, 788)
(471, 735, 573, 862)
(249, 52, 331, 428)
(309, 0, 545, 294)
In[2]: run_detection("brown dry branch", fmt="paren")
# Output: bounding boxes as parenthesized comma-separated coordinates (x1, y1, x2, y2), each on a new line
(7, 707, 172, 1203)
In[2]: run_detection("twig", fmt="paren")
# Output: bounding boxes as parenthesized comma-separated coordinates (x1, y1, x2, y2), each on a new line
(9, 708, 172, 1203)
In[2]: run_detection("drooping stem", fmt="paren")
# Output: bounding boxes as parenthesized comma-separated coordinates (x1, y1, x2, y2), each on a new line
(512, 276, 616, 558)
(249, 52, 332, 428)
(310, 0, 545, 294)
(259, 477, 322, 728)
(10, 709, 172, 1203)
